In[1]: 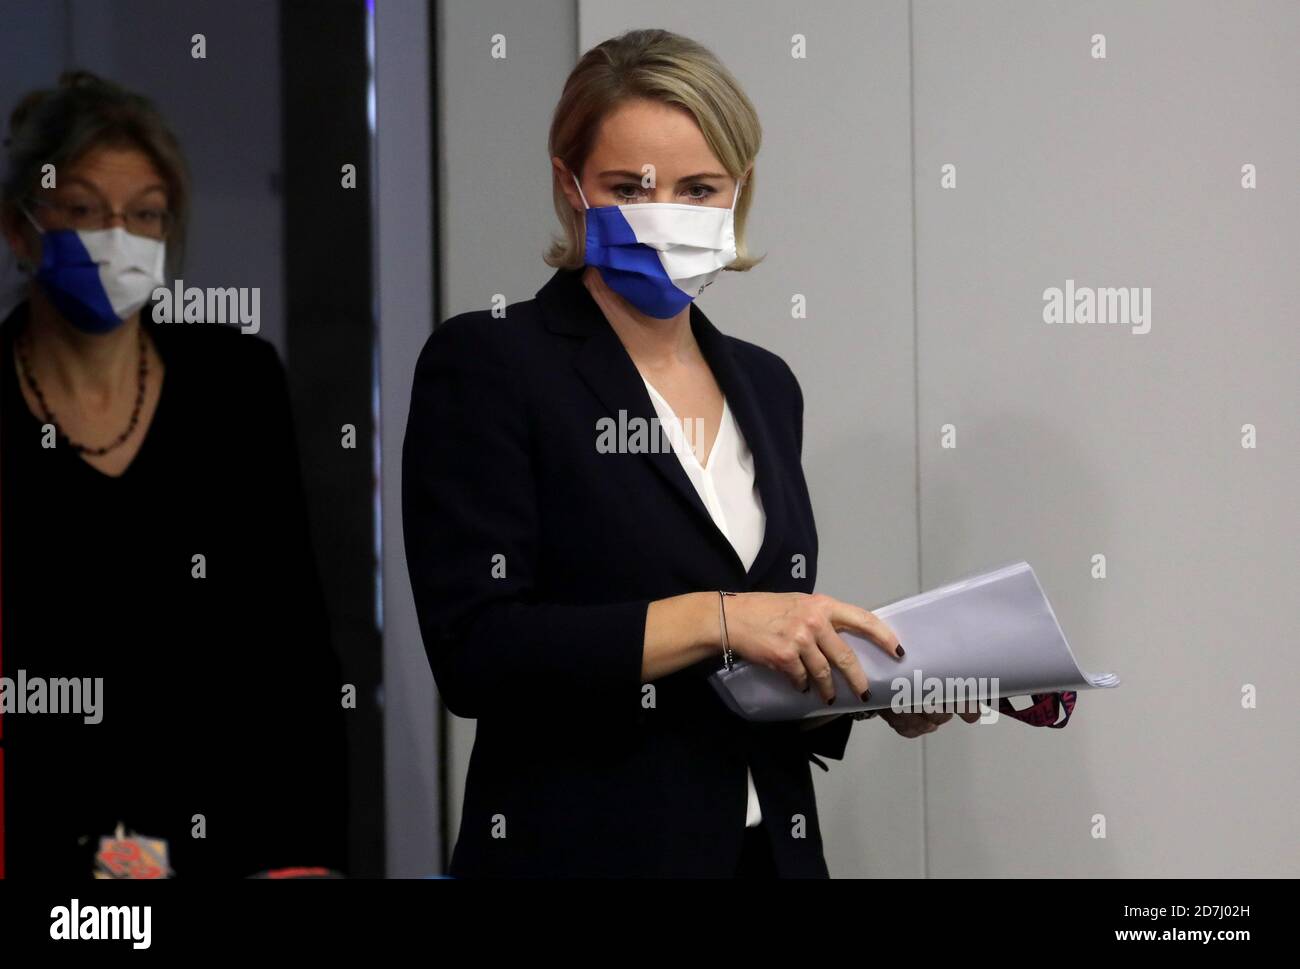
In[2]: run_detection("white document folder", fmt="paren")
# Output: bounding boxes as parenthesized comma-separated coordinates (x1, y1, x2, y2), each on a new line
(708, 560, 1119, 722)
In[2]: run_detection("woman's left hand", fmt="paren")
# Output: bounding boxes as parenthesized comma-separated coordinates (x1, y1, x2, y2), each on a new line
(799, 709, 952, 738)
(878, 705, 982, 738)
(798, 703, 983, 736)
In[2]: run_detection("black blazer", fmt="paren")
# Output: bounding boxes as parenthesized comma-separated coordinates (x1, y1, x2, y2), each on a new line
(402, 266, 854, 877)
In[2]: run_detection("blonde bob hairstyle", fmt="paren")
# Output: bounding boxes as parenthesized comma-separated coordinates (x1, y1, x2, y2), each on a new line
(545, 28, 764, 272)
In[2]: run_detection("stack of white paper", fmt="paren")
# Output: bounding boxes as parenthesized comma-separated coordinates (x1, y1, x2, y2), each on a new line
(709, 560, 1119, 722)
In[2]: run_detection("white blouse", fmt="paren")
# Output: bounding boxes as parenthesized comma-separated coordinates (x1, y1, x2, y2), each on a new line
(641, 376, 767, 828)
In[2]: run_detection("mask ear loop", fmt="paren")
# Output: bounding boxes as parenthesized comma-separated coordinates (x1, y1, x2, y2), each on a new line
(570, 171, 590, 210)
(16, 200, 45, 232)
(15, 201, 45, 273)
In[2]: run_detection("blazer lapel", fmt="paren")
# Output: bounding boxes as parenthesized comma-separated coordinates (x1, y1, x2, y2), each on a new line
(689, 303, 787, 584)
(537, 268, 787, 585)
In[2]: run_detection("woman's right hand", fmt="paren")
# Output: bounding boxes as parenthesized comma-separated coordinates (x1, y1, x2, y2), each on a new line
(723, 592, 903, 705)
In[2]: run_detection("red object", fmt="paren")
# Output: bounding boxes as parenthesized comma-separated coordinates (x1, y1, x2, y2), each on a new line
(999, 691, 1077, 728)
(261, 867, 335, 879)
(95, 837, 167, 879)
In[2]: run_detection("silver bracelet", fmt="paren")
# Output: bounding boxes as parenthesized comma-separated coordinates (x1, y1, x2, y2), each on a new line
(718, 590, 737, 670)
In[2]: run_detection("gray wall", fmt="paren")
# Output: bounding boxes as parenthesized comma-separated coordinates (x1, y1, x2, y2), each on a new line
(912, 0, 1299, 877)
(432, 0, 1298, 876)
(376, 0, 440, 877)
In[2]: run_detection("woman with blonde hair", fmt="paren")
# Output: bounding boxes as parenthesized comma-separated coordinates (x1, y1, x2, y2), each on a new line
(403, 28, 960, 879)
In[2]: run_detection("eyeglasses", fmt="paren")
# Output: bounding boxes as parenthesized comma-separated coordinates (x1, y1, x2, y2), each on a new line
(23, 194, 173, 240)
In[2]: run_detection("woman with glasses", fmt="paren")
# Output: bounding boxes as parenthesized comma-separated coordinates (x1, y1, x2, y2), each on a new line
(0, 71, 347, 878)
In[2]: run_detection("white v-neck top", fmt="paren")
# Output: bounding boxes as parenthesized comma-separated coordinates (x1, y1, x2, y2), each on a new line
(641, 377, 767, 828)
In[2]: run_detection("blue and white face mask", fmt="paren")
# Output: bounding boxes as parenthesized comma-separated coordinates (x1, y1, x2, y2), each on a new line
(20, 205, 167, 335)
(573, 172, 741, 319)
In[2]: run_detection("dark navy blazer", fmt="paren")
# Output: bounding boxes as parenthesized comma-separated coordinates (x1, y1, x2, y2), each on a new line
(402, 266, 854, 877)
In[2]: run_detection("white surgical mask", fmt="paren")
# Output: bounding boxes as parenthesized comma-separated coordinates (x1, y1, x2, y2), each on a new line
(574, 172, 741, 319)
(22, 205, 166, 334)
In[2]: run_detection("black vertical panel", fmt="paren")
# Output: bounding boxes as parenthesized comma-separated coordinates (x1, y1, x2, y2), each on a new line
(279, 0, 383, 878)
